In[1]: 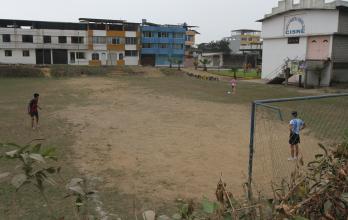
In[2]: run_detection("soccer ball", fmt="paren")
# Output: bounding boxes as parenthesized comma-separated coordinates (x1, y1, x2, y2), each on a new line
(227, 91, 231, 94)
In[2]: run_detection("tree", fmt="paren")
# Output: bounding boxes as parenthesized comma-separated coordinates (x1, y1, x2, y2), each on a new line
(193, 60, 199, 70)
(198, 39, 231, 54)
(176, 60, 183, 71)
(168, 57, 175, 69)
(200, 59, 211, 71)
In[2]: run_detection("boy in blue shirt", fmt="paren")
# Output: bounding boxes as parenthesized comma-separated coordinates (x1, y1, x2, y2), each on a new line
(289, 111, 306, 161)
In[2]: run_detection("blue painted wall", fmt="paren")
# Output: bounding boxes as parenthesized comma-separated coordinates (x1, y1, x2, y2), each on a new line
(141, 25, 186, 66)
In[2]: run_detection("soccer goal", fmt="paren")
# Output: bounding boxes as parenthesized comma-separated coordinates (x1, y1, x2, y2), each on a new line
(247, 93, 348, 199)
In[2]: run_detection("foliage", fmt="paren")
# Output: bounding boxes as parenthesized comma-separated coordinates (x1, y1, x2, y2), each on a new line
(64, 178, 95, 217)
(198, 40, 231, 54)
(189, 141, 348, 220)
(193, 60, 199, 70)
(0, 140, 60, 217)
(200, 59, 211, 72)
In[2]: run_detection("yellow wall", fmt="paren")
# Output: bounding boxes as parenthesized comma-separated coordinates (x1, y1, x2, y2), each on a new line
(88, 30, 94, 50)
(89, 60, 102, 66)
(107, 31, 125, 37)
(107, 44, 125, 51)
(117, 60, 125, 66)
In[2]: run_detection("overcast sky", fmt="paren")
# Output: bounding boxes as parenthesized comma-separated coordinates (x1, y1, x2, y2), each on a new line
(2, 0, 281, 43)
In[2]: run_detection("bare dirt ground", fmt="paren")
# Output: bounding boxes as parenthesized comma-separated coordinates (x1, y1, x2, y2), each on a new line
(55, 77, 251, 204)
(54, 74, 328, 206)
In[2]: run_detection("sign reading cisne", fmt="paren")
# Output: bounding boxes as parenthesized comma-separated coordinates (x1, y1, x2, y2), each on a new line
(285, 16, 305, 36)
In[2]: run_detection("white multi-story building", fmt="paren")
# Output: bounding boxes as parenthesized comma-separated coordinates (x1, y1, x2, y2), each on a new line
(0, 18, 140, 66)
(259, 0, 348, 86)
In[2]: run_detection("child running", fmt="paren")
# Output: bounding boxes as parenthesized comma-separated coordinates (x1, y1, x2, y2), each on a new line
(28, 93, 41, 130)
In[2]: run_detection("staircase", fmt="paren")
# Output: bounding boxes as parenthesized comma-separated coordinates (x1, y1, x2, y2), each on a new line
(265, 58, 296, 84)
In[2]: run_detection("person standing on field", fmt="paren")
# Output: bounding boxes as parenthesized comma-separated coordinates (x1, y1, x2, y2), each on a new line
(230, 77, 237, 94)
(28, 93, 41, 130)
(288, 111, 305, 161)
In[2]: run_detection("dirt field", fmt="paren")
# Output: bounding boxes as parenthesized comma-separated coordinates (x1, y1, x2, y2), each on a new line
(1, 70, 346, 219)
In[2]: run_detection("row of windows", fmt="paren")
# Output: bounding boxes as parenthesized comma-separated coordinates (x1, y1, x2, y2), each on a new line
(92, 37, 138, 45)
(142, 32, 184, 38)
(241, 37, 260, 42)
(142, 43, 184, 49)
(2, 34, 84, 44)
(4, 50, 30, 57)
(3, 50, 138, 59)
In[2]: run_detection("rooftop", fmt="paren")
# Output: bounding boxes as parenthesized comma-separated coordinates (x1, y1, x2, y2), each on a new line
(258, 0, 348, 22)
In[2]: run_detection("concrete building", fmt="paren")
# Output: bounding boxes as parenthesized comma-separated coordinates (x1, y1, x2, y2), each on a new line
(259, 0, 348, 86)
(224, 29, 262, 54)
(0, 18, 141, 66)
(80, 18, 140, 66)
(140, 20, 186, 67)
(184, 25, 200, 67)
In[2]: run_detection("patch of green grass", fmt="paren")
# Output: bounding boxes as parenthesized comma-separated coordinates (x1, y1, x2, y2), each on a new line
(209, 69, 260, 79)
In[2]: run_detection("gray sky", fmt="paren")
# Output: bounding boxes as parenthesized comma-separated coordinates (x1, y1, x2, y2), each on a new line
(2, 0, 279, 43)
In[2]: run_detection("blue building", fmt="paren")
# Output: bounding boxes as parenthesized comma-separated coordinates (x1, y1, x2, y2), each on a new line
(140, 20, 186, 67)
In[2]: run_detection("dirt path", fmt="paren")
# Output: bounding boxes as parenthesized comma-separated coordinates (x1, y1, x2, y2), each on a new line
(55, 77, 251, 204)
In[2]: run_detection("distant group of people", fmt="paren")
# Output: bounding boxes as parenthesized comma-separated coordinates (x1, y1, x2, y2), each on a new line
(185, 72, 219, 81)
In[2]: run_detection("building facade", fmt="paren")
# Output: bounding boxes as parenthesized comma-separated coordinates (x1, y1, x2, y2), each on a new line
(259, 0, 348, 86)
(184, 27, 200, 67)
(224, 29, 262, 54)
(0, 18, 139, 66)
(140, 20, 186, 67)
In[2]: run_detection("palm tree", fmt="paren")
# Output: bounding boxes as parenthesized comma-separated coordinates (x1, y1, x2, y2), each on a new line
(193, 60, 198, 70)
(200, 59, 211, 71)
(175, 60, 183, 70)
(168, 57, 174, 69)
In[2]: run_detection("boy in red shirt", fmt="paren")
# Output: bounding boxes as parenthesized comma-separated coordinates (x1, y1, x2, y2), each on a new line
(28, 93, 41, 129)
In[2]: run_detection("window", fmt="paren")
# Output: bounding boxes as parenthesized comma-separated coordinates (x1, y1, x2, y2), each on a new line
(92, 53, 99, 60)
(107, 37, 123, 45)
(142, 43, 157, 48)
(186, 35, 194, 41)
(58, 36, 67, 43)
(173, 33, 184, 38)
(119, 53, 124, 60)
(71, 36, 84, 44)
(158, 32, 169, 38)
(43, 36, 51, 44)
(125, 50, 138, 57)
(5, 50, 12, 57)
(22, 35, 33, 43)
(76, 52, 86, 59)
(173, 44, 183, 49)
(125, 37, 137, 45)
(70, 52, 76, 63)
(288, 37, 300, 44)
(159, 43, 168, 48)
(143, 32, 154, 38)
(23, 50, 30, 57)
(2, 34, 11, 42)
(93, 36, 106, 44)
(142, 43, 151, 48)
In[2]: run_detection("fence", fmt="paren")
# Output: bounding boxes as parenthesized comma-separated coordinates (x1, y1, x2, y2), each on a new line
(247, 93, 348, 199)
